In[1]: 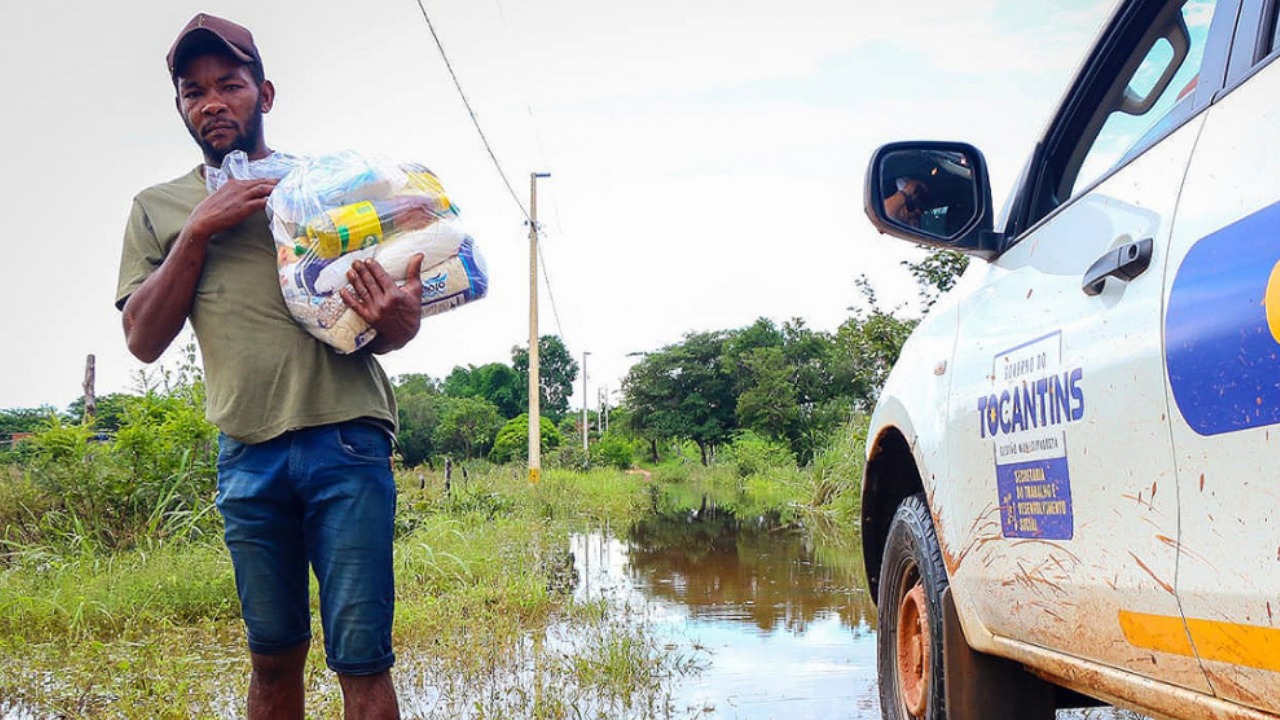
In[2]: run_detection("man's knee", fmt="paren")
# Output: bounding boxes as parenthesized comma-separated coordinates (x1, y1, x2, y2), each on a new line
(250, 640, 309, 683)
(337, 668, 392, 692)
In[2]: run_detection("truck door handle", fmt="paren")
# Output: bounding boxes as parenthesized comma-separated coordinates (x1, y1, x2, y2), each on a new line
(1082, 238, 1154, 296)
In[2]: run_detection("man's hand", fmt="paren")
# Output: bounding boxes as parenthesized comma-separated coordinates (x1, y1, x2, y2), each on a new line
(123, 176, 280, 363)
(341, 254, 426, 354)
(188, 177, 279, 239)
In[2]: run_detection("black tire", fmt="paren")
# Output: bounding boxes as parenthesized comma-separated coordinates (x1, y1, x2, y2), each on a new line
(878, 492, 949, 720)
(877, 493, 1055, 720)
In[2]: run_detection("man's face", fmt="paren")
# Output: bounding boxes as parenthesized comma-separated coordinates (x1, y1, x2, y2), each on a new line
(175, 52, 273, 166)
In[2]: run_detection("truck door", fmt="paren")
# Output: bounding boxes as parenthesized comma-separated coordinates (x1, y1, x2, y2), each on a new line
(941, 0, 1230, 692)
(1156, 2, 1280, 711)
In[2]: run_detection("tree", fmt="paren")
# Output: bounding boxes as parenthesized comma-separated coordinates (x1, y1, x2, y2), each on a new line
(442, 363, 523, 419)
(830, 277, 918, 412)
(734, 346, 801, 445)
(903, 249, 970, 312)
(622, 331, 736, 465)
(720, 317, 847, 464)
(433, 397, 503, 461)
(66, 392, 137, 432)
(511, 335, 578, 419)
(393, 374, 446, 467)
(0, 406, 59, 436)
(490, 413, 563, 463)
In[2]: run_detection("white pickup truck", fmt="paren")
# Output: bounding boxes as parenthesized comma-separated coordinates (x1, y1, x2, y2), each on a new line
(861, 0, 1280, 718)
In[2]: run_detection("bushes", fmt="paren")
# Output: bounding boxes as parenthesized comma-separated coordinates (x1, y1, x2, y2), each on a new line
(490, 414, 563, 464)
(6, 391, 218, 556)
(721, 430, 794, 478)
(593, 434, 636, 470)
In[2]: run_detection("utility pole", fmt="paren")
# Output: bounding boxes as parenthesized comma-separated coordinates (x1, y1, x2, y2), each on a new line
(528, 172, 550, 483)
(82, 354, 96, 422)
(581, 351, 591, 457)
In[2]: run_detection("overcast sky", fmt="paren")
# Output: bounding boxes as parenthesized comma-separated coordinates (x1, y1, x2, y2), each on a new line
(0, 0, 1116, 412)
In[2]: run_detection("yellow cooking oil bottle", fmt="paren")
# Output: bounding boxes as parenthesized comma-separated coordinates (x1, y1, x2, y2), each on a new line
(295, 195, 442, 259)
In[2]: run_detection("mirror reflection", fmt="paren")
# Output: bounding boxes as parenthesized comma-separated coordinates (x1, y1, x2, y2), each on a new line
(878, 149, 978, 240)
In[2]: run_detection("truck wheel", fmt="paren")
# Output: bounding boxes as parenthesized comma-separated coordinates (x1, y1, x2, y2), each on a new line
(878, 493, 948, 720)
(877, 493, 1055, 720)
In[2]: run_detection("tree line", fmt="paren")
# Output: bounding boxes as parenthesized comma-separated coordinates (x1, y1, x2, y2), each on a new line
(3, 252, 968, 469)
(620, 250, 968, 466)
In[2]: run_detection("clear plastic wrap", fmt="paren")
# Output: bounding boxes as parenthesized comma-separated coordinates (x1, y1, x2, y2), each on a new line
(219, 150, 488, 353)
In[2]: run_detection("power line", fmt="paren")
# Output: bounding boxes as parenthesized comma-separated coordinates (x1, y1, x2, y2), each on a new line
(523, 103, 568, 343)
(413, 0, 570, 347)
(525, 104, 567, 237)
(413, 0, 530, 224)
(537, 232, 567, 343)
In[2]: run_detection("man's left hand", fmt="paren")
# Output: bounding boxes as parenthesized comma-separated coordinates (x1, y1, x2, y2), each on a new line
(340, 254, 425, 354)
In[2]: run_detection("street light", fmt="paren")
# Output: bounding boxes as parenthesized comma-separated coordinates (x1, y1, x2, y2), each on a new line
(582, 351, 591, 459)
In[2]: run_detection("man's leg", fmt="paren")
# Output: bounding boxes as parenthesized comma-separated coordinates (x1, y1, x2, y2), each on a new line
(298, 423, 399, 719)
(216, 433, 314, 718)
(247, 642, 309, 720)
(338, 670, 400, 720)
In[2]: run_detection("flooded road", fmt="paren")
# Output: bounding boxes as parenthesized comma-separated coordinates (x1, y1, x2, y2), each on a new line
(572, 497, 882, 719)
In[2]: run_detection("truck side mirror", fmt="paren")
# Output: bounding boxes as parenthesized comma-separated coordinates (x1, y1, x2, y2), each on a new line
(864, 141, 999, 258)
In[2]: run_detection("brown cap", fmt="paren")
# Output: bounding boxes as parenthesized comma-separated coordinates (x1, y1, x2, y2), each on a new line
(167, 13, 261, 82)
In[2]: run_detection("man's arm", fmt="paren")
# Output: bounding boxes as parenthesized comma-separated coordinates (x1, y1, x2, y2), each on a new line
(122, 177, 278, 362)
(341, 254, 426, 355)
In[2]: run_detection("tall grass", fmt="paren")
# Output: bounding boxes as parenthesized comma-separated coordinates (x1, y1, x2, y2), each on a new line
(805, 415, 868, 522)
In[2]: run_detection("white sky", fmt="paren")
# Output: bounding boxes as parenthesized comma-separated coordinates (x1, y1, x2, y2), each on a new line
(0, 0, 1116, 412)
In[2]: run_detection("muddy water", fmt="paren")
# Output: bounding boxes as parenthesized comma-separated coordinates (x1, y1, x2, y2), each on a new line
(572, 501, 882, 719)
(576, 496, 1142, 720)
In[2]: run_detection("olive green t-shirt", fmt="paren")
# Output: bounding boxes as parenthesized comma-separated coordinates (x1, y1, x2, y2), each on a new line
(116, 166, 397, 444)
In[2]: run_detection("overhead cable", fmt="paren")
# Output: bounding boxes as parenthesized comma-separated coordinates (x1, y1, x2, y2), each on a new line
(413, 0, 531, 224)
(413, 0, 570, 347)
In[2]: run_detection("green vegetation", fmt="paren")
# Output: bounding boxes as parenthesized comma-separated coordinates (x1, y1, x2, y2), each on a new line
(490, 413, 564, 464)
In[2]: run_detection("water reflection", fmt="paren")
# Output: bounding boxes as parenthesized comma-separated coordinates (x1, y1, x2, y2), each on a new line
(625, 499, 875, 633)
(572, 495, 882, 718)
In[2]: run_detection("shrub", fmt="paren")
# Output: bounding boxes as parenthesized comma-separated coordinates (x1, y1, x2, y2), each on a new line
(17, 390, 218, 553)
(594, 434, 635, 470)
(491, 414, 563, 464)
(722, 430, 794, 478)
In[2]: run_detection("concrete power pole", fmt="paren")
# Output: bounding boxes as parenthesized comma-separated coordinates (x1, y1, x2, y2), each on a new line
(528, 172, 550, 483)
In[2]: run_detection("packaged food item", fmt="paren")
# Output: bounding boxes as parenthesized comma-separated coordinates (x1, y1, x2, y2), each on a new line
(219, 149, 487, 353)
(294, 195, 448, 259)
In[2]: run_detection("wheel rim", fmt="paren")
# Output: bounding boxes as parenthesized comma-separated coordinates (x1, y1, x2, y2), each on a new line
(896, 579, 931, 718)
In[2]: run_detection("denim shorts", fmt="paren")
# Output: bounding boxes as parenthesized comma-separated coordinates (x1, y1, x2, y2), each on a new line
(215, 421, 397, 675)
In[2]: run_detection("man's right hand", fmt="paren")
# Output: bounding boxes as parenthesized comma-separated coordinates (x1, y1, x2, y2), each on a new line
(187, 177, 279, 240)
(123, 176, 279, 363)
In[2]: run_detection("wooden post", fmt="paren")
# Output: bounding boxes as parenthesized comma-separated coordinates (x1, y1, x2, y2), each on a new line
(445, 457, 452, 497)
(82, 354, 97, 423)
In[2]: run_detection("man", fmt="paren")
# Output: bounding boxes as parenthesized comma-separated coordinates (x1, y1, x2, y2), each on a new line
(116, 14, 421, 719)
(883, 177, 930, 228)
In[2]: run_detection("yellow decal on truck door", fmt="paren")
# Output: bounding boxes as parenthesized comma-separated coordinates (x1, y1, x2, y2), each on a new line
(1119, 610, 1280, 672)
